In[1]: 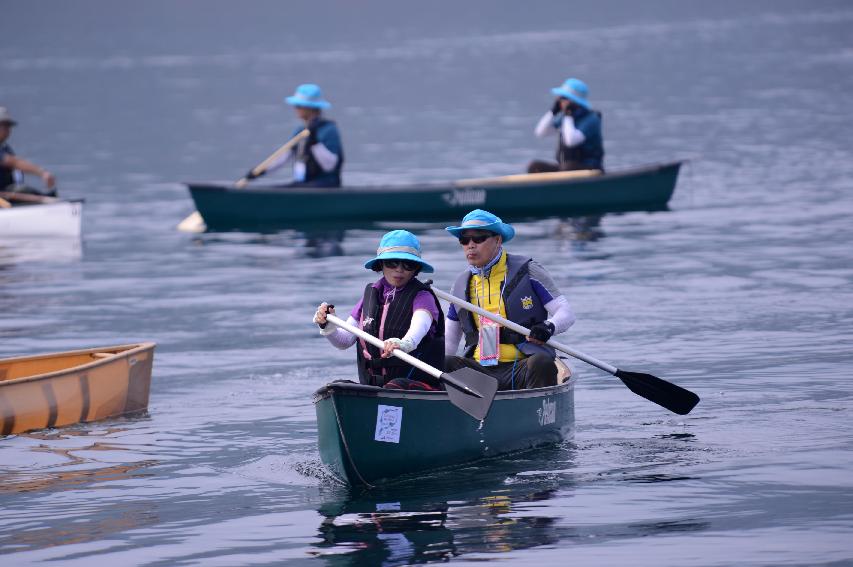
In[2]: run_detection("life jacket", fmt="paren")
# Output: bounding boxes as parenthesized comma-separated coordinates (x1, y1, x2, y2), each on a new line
(294, 119, 344, 186)
(451, 253, 556, 360)
(0, 144, 17, 190)
(356, 279, 445, 387)
(556, 108, 604, 171)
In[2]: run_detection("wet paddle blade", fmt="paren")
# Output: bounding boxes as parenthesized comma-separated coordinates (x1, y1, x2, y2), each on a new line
(615, 369, 700, 415)
(441, 368, 499, 421)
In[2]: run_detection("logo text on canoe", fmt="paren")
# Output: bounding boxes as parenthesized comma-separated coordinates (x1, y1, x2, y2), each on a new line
(537, 398, 556, 426)
(442, 188, 486, 208)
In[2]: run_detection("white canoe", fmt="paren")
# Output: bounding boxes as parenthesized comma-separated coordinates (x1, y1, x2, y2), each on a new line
(0, 193, 83, 238)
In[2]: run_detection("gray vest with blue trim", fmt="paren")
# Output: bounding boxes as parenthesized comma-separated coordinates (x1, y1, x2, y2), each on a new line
(451, 253, 555, 359)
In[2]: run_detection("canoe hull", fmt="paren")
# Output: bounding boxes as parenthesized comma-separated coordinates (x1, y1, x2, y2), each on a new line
(314, 379, 575, 486)
(0, 200, 83, 237)
(187, 161, 681, 232)
(0, 343, 155, 436)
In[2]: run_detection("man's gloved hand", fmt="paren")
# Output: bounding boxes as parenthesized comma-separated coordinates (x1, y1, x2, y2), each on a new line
(245, 168, 265, 180)
(528, 321, 555, 343)
(551, 98, 563, 116)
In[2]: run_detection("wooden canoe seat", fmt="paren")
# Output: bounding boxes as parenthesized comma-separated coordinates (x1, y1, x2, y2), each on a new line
(90, 352, 113, 359)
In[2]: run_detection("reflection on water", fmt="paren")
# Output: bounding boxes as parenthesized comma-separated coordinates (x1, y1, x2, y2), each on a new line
(313, 445, 574, 566)
(190, 229, 347, 258)
(0, 235, 82, 265)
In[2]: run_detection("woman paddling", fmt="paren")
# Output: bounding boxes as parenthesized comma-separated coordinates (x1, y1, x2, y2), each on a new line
(313, 230, 445, 390)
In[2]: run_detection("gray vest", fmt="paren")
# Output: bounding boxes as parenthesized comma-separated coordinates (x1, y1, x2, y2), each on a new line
(451, 252, 555, 359)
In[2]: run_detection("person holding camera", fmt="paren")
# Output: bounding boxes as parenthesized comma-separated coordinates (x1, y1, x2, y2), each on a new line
(527, 77, 604, 174)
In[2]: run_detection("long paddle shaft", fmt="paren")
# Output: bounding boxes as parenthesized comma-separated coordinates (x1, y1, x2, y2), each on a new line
(429, 285, 699, 415)
(324, 314, 498, 421)
(177, 129, 311, 232)
(234, 128, 310, 188)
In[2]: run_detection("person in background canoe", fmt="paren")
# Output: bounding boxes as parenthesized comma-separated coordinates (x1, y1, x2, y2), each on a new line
(527, 77, 604, 174)
(444, 209, 575, 390)
(0, 106, 57, 196)
(313, 230, 445, 390)
(243, 84, 344, 187)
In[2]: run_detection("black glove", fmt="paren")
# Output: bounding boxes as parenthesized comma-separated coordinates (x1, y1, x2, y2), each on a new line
(245, 168, 265, 180)
(551, 99, 563, 116)
(528, 321, 555, 342)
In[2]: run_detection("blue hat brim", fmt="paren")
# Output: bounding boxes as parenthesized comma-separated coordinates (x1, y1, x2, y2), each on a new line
(445, 221, 515, 243)
(364, 251, 434, 273)
(550, 87, 590, 109)
(285, 96, 331, 109)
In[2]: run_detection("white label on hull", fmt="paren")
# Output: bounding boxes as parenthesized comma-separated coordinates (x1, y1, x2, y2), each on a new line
(375, 405, 403, 443)
(441, 188, 486, 207)
(538, 398, 556, 426)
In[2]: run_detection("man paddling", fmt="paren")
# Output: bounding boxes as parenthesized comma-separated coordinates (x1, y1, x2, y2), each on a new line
(0, 107, 57, 195)
(244, 84, 344, 187)
(527, 77, 604, 174)
(444, 209, 575, 390)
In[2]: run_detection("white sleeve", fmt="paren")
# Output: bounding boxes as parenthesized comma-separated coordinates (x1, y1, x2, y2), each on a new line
(321, 315, 359, 349)
(534, 111, 555, 138)
(444, 317, 464, 356)
(544, 295, 575, 335)
(310, 143, 339, 172)
(263, 149, 293, 174)
(395, 309, 433, 351)
(560, 115, 586, 147)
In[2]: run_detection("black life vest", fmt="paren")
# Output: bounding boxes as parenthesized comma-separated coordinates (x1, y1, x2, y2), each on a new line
(295, 118, 343, 186)
(356, 279, 445, 387)
(451, 253, 556, 359)
(556, 109, 604, 171)
(0, 144, 16, 189)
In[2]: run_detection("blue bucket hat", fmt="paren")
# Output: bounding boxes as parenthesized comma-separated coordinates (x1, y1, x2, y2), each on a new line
(445, 209, 515, 243)
(285, 83, 331, 109)
(364, 230, 435, 273)
(551, 77, 590, 109)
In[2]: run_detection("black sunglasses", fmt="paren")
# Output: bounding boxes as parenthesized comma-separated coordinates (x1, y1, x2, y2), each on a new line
(383, 259, 419, 271)
(458, 234, 493, 245)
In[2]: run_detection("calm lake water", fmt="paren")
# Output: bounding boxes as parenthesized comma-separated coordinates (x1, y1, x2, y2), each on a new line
(2, 1, 853, 565)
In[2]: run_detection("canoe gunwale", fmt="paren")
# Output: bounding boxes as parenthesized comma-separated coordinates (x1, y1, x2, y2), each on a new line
(313, 376, 577, 405)
(187, 160, 684, 197)
(0, 342, 156, 387)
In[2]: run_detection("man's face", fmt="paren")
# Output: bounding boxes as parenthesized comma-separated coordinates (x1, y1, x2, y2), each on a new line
(458, 229, 502, 268)
(294, 106, 318, 122)
(0, 122, 11, 144)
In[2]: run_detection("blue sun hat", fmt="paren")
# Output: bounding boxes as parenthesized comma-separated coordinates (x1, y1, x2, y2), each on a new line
(285, 83, 331, 109)
(445, 209, 515, 242)
(550, 77, 590, 109)
(364, 230, 435, 273)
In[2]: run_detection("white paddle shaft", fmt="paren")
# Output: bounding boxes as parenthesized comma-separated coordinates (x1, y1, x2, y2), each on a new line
(325, 314, 442, 380)
(430, 286, 618, 375)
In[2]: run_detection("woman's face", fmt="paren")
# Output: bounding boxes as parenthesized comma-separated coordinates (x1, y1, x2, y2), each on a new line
(381, 259, 419, 288)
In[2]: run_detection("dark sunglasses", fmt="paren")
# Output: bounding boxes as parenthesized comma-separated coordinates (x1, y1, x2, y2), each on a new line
(383, 259, 419, 271)
(458, 234, 493, 245)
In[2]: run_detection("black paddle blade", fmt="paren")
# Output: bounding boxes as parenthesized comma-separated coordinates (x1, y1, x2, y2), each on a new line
(614, 369, 700, 415)
(441, 367, 499, 421)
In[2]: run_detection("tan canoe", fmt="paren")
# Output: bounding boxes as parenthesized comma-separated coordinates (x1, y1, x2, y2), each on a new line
(0, 342, 155, 436)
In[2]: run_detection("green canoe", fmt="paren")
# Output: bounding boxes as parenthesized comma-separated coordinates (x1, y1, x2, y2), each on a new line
(186, 161, 681, 232)
(313, 378, 576, 487)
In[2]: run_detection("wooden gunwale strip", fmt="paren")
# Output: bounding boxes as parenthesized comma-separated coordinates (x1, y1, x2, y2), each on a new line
(0, 343, 155, 387)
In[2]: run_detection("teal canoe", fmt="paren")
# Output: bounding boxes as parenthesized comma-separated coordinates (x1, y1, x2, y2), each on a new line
(313, 378, 576, 487)
(186, 161, 681, 232)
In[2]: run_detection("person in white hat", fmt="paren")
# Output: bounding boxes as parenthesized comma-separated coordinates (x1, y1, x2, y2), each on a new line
(444, 209, 576, 390)
(0, 107, 57, 195)
(244, 84, 344, 187)
(528, 77, 604, 174)
(313, 230, 445, 390)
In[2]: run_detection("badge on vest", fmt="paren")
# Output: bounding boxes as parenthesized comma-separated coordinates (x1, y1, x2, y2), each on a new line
(521, 296, 534, 310)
